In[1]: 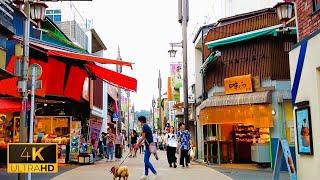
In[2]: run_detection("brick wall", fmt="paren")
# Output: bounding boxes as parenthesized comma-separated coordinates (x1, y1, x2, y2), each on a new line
(296, 0, 320, 40)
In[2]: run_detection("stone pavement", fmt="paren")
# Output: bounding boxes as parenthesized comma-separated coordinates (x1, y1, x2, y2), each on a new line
(52, 150, 232, 180)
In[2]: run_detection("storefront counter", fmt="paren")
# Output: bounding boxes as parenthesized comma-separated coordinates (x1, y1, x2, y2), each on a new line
(251, 143, 270, 163)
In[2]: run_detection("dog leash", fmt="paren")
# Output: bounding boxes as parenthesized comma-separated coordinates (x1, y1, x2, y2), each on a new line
(118, 150, 132, 167)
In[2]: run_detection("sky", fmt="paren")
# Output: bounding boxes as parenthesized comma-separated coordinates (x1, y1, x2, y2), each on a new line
(57, 0, 282, 111)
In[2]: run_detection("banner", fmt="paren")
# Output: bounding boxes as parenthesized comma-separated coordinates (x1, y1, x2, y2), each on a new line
(89, 118, 102, 150)
(170, 63, 183, 89)
(168, 77, 173, 101)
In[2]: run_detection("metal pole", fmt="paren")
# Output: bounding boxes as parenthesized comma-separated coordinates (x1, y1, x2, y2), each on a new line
(127, 91, 130, 146)
(152, 106, 155, 131)
(158, 70, 162, 133)
(27, 67, 36, 180)
(19, 2, 30, 180)
(116, 47, 122, 132)
(181, 0, 189, 129)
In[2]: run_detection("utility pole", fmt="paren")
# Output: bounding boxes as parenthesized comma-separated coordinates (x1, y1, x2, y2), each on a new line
(158, 70, 162, 133)
(19, 2, 31, 180)
(116, 46, 122, 133)
(179, 0, 189, 129)
(127, 91, 130, 145)
(152, 96, 155, 131)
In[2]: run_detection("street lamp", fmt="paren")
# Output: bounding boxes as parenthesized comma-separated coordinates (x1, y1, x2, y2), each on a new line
(12, 1, 47, 180)
(30, 1, 48, 27)
(274, 1, 294, 26)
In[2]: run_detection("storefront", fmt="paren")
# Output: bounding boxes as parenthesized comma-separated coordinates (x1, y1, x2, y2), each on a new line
(199, 75, 292, 167)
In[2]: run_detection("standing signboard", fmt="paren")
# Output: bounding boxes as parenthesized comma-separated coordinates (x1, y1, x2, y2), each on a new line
(272, 139, 297, 180)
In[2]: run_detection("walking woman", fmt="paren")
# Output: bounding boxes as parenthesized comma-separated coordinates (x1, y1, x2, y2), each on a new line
(106, 128, 115, 162)
(165, 126, 177, 168)
(130, 130, 138, 157)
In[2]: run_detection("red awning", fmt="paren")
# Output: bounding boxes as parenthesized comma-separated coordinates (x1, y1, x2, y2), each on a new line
(12, 36, 134, 68)
(85, 64, 137, 92)
(0, 98, 30, 113)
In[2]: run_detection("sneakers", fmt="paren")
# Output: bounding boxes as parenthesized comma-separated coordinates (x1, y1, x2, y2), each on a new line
(139, 175, 148, 180)
(149, 174, 158, 180)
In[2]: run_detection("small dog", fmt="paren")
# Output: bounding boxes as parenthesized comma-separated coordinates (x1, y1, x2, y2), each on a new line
(110, 166, 129, 180)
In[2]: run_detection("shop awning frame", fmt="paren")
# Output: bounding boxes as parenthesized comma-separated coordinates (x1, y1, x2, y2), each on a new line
(205, 24, 297, 49)
(199, 91, 272, 110)
(11, 36, 134, 68)
(200, 51, 221, 74)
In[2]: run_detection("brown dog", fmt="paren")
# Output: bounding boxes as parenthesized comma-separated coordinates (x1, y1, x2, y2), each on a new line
(110, 166, 129, 180)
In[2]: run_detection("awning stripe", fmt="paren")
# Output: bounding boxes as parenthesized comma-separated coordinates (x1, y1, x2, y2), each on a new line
(85, 64, 137, 92)
(199, 91, 272, 110)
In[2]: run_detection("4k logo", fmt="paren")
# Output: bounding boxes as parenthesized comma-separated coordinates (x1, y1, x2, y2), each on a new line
(7, 143, 58, 173)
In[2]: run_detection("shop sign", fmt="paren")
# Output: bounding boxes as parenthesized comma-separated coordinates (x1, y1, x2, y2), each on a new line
(224, 75, 253, 95)
(7, 143, 58, 173)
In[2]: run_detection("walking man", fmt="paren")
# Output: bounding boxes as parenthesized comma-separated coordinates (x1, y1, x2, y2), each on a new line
(135, 116, 158, 180)
(115, 130, 124, 161)
(178, 122, 191, 168)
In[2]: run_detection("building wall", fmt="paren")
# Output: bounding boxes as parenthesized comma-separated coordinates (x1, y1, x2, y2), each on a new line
(289, 32, 320, 179)
(194, 47, 203, 101)
(296, 0, 320, 40)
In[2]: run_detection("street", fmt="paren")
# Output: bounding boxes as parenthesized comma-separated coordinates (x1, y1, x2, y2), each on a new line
(1, 150, 231, 180)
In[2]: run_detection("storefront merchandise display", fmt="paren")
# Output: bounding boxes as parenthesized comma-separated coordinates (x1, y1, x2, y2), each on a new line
(70, 121, 81, 162)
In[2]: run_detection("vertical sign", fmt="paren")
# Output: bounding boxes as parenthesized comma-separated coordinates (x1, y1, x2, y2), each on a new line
(168, 77, 173, 101)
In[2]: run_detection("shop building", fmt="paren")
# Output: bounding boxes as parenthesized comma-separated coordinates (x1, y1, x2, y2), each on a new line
(0, 6, 137, 165)
(196, 8, 297, 169)
(288, 0, 320, 179)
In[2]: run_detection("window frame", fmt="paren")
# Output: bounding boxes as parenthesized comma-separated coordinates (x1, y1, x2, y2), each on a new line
(313, 0, 320, 12)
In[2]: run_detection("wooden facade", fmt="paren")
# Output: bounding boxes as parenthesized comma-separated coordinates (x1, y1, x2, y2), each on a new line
(203, 8, 297, 93)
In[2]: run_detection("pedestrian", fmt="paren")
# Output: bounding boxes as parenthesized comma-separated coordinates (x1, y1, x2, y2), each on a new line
(158, 132, 164, 150)
(178, 122, 191, 168)
(106, 128, 115, 162)
(138, 135, 145, 154)
(135, 116, 158, 180)
(130, 130, 138, 157)
(97, 133, 104, 157)
(165, 126, 178, 168)
(152, 131, 158, 149)
(115, 129, 124, 160)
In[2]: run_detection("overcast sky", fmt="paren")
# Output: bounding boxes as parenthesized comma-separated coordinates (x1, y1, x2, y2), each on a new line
(69, 0, 281, 111)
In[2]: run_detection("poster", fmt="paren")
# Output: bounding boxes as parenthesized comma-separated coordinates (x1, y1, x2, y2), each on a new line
(170, 63, 183, 89)
(89, 118, 102, 150)
(295, 106, 313, 155)
(70, 121, 81, 162)
(58, 144, 67, 164)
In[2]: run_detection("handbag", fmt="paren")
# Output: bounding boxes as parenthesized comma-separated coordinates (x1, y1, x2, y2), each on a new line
(146, 140, 157, 154)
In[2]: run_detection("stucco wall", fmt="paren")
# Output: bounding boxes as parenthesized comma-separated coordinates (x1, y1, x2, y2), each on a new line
(289, 32, 320, 179)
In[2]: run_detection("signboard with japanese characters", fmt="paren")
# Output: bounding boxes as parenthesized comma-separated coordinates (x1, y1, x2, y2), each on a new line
(224, 74, 253, 95)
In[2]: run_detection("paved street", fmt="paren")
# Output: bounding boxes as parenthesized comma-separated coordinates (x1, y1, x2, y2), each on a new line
(1, 150, 231, 180)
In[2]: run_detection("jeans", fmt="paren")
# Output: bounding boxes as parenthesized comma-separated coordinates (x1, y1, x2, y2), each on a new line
(107, 145, 114, 160)
(144, 148, 157, 176)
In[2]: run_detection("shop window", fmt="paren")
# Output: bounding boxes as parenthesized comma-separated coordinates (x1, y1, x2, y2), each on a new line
(313, 0, 320, 11)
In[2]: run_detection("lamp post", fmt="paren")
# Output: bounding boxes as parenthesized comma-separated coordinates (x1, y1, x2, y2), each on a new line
(127, 91, 130, 146)
(158, 70, 162, 133)
(152, 96, 156, 131)
(168, 0, 189, 129)
(12, 1, 47, 180)
(116, 46, 122, 133)
(274, 1, 294, 27)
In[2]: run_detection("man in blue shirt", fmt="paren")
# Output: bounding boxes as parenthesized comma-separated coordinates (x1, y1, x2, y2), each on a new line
(135, 116, 158, 180)
(178, 122, 191, 168)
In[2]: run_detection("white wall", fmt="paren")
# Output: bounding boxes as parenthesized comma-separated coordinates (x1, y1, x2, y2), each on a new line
(289, 33, 320, 179)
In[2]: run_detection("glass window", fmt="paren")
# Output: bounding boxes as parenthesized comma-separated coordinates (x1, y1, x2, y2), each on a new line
(313, 0, 320, 11)
(53, 10, 61, 14)
(46, 15, 54, 21)
(53, 15, 61, 23)
(45, 10, 53, 14)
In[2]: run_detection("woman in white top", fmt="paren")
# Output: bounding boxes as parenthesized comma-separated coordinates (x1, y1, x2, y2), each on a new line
(165, 126, 178, 168)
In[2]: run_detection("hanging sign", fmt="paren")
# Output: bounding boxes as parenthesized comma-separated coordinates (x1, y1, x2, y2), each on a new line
(224, 74, 253, 95)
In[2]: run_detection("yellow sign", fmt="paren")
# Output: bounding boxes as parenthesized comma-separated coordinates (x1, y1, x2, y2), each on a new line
(7, 143, 58, 173)
(168, 77, 173, 101)
(224, 75, 253, 94)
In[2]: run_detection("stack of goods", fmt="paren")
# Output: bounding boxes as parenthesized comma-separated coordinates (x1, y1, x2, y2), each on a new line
(234, 125, 259, 143)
